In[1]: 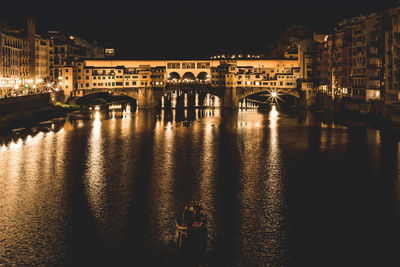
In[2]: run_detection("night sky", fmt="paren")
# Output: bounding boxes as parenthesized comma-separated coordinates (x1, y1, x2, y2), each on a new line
(1, 0, 397, 59)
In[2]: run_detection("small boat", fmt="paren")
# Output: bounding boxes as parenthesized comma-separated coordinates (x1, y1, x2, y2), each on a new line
(175, 202, 207, 248)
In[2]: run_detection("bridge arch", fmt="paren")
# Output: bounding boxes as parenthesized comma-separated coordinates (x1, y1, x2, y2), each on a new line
(237, 88, 300, 108)
(182, 72, 196, 81)
(168, 72, 181, 81)
(76, 92, 138, 107)
(237, 87, 300, 101)
(197, 71, 208, 80)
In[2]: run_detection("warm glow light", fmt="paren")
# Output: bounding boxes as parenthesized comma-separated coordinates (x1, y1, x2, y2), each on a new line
(269, 105, 279, 127)
(166, 121, 172, 130)
(271, 92, 277, 98)
(94, 111, 101, 120)
(85, 108, 104, 223)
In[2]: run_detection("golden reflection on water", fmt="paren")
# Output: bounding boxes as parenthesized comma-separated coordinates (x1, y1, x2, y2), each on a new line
(85, 111, 106, 223)
(1, 106, 398, 265)
(152, 112, 175, 244)
(121, 105, 132, 138)
(0, 128, 68, 265)
(197, 116, 219, 244)
(262, 106, 287, 262)
(237, 106, 287, 264)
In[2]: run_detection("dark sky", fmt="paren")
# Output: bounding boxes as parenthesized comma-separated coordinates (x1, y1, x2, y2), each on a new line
(1, 0, 397, 59)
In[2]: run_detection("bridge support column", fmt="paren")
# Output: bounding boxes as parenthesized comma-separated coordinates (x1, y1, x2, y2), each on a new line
(222, 87, 239, 109)
(138, 87, 157, 109)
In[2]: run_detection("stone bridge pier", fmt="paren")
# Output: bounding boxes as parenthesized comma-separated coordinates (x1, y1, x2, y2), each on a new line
(222, 87, 240, 109)
(116, 87, 160, 109)
(137, 87, 159, 109)
(133, 86, 247, 109)
(89, 85, 299, 109)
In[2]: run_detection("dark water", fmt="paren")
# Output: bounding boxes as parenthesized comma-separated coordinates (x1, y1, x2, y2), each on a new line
(1, 106, 400, 266)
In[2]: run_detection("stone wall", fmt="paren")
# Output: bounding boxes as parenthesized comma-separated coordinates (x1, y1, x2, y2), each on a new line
(315, 93, 399, 122)
(0, 94, 51, 116)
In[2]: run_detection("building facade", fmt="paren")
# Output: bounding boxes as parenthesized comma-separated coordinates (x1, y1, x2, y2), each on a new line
(0, 24, 22, 95)
(45, 31, 105, 86)
(0, 18, 54, 97)
(312, 6, 400, 103)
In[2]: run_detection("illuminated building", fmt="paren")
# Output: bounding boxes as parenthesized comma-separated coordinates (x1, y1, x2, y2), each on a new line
(383, 6, 400, 103)
(313, 7, 398, 103)
(45, 30, 105, 91)
(105, 48, 116, 58)
(210, 60, 299, 90)
(0, 23, 22, 95)
(35, 37, 53, 81)
(0, 18, 54, 97)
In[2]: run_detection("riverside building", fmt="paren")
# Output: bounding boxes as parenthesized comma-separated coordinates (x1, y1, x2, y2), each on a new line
(313, 5, 400, 104)
(0, 18, 54, 97)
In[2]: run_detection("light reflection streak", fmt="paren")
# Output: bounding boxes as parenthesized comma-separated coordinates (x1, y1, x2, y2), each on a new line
(0, 127, 71, 258)
(121, 107, 132, 138)
(198, 116, 218, 245)
(152, 115, 174, 244)
(238, 108, 287, 264)
(166, 121, 172, 131)
(84, 111, 106, 223)
(262, 105, 287, 262)
(122, 104, 131, 118)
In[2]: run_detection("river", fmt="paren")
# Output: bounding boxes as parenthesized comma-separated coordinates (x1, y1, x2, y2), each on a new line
(0, 106, 400, 266)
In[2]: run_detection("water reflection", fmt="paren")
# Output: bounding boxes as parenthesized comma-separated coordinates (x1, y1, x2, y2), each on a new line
(84, 111, 106, 225)
(1, 106, 400, 265)
(236, 105, 289, 265)
(263, 105, 288, 263)
(150, 117, 175, 246)
(0, 127, 68, 265)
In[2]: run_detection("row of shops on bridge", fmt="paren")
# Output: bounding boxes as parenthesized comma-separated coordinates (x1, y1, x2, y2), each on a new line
(58, 59, 317, 106)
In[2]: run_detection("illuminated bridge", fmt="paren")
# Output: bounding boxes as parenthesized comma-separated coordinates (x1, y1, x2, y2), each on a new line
(72, 59, 305, 108)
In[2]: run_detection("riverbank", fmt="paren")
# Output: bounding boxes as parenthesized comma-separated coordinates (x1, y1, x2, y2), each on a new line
(311, 93, 400, 131)
(0, 103, 79, 132)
